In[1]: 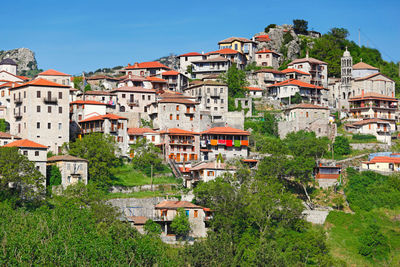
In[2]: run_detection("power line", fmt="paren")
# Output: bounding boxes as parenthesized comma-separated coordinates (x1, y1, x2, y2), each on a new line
(359, 29, 399, 62)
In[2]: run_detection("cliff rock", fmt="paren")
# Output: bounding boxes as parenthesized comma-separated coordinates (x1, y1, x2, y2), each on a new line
(0, 48, 38, 75)
(155, 53, 179, 71)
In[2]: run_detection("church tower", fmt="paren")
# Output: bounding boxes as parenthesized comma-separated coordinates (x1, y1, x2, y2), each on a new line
(341, 47, 352, 87)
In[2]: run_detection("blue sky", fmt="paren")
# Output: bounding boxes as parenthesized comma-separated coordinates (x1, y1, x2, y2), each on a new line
(2, 0, 399, 75)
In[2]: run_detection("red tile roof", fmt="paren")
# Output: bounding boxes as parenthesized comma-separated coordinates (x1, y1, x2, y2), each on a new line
(178, 52, 202, 57)
(190, 162, 234, 171)
(351, 119, 390, 126)
(12, 78, 70, 89)
(349, 92, 397, 101)
(81, 90, 116, 96)
(207, 48, 240, 55)
(245, 86, 263, 91)
(146, 76, 167, 82)
(353, 62, 378, 70)
(267, 79, 324, 89)
(127, 127, 157, 135)
(158, 98, 197, 105)
(47, 155, 87, 162)
(17, 75, 29, 81)
(288, 57, 327, 65)
(201, 127, 250, 136)
(165, 128, 199, 135)
(39, 69, 71, 76)
(79, 113, 127, 123)
(125, 61, 170, 70)
(111, 86, 156, 93)
(3, 139, 47, 149)
(0, 132, 21, 139)
(161, 70, 180, 76)
(364, 156, 400, 164)
(354, 72, 394, 82)
(155, 200, 202, 209)
(70, 100, 106, 105)
(0, 81, 23, 88)
(218, 37, 254, 44)
(285, 103, 328, 110)
(256, 48, 279, 55)
(254, 69, 284, 74)
(281, 68, 311, 75)
(255, 35, 271, 41)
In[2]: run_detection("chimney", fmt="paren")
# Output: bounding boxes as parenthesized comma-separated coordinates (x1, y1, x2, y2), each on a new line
(134, 62, 139, 67)
(362, 89, 364, 97)
(128, 63, 131, 67)
(392, 92, 394, 97)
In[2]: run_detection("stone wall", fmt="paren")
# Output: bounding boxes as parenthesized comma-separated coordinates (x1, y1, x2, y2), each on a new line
(350, 143, 390, 151)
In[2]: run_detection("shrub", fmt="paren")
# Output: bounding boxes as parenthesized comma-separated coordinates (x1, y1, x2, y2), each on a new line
(333, 136, 351, 155)
(358, 224, 390, 260)
(352, 134, 376, 141)
(264, 24, 276, 33)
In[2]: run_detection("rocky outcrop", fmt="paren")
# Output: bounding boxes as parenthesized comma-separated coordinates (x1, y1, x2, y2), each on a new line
(0, 48, 38, 74)
(155, 53, 179, 70)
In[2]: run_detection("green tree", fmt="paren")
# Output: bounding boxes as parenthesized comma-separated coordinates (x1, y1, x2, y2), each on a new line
(171, 208, 190, 238)
(358, 224, 390, 260)
(261, 112, 279, 137)
(47, 165, 62, 186)
(290, 92, 302, 104)
(0, 147, 45, 201)
(221, 63, 248, 98)
(130, 138, 164, 176)
(264, 24, 276, 33)
(63, 133, 120, 188)
(293, 19, 308, 34)
(186, 65, 193, 75)
(333, 136, 351, 155)
(144, 219, 162, 235)
(285, 130, 329, 159)
(0, 119, 8, 132)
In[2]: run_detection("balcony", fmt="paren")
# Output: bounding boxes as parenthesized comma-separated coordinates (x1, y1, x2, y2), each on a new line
(14, 112, 22, 119)
(43, 97, 58, 104)
(14, 98, 22, 105)
(82, 127, 104, 134)
(128, 100, 139, 107)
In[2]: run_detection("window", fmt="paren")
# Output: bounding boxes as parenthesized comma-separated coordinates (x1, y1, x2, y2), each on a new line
(35, 151, 39, 156)
(37, 91, 41, 98)
(163, 105, 166, 111)
(306, 112, 309, 118)
(24, 91, 26, 98)
(207, 88, 210, 93)
(48, 123, 51, 129)
(23, 106, 26, 113)
(214, 99, 217, 104)
(176, 114, 179, 120)
(194, 210, 198, 218)
(152, 136, 155, 142)
(221, 99, 224, 104)
(122, 94, 126, 98)
(176, 105, 179, 111)
(200, 115, 203, 120)
(190, 116, 193, 121)
(258, 55, 261, 59)
(37, 106, 41, 112)
(48, 106, 51, 113)
(207, 171, 215, 176)
(58, 123, 62, 130)
(59, 107, 62, 113)
(23, 151, 28, 156)
(207, 98, 210, 103)
(170, 114, 173, 120)
(220, 88, 223, 93)
(58, 92, 62, 99)
(148, 95, 151, 100)
(37, 122, 40, 129)
(142, 95, 145, 100)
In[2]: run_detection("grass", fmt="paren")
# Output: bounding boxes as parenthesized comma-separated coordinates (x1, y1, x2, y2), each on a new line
(323, 149, 372, 161)
(325, 208, 400, 266)
(104, 190, 181, 199)
(111, 164, 180, 187)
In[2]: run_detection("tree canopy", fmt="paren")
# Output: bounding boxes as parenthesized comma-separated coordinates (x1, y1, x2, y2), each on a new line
(130, 138, 164, 176)
(293, 19, 308, 34)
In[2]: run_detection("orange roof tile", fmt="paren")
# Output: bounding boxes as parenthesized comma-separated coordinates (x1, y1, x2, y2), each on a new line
(267, 79, 324, 89)
(281, 68, 311, 75)
(285, 103, 328, 110)
(201, 127, 250, 136)
(351, 119, 390, 126)
(190, 162, 234, 171)
(127, 127, 157, 135)
(159, 98, 197, 105)
(70, 100, 106, 105)
(364, 156, 400, 164)
(12, 78, 70, 89)
(256, 48, 279, 55)
(161, 70, 180, 76)
(17, 75, 29, 81)
(3, 139, 47, 149)
(39, 69, 71, 76)
(0, 81, 23, 88)
(245, 86, 263, 91)
(315, 173, 340, 179)
(178, 52, 202, 57)
(207, 48, 240, 55)
(155, 200, 202, 209)
(165, 128, 199, 135)
(353, 62, 378, 70)
(47, 155, 87, 162)
(0, 132, 21, 139)
(125, 61, 170, 70)
(254, 69, 284, 74)
(111, 86, 156, 93)
(349, 92, 397, 101)
(146, 76, 167, 82)
(79, 113, 127, 123)
(255, 35, 271, 41)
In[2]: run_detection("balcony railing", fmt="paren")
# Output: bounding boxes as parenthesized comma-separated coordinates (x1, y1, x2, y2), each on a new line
(43, 97, 58, 104)
(14, 98, 22, 104)
(128, 100, 139, 107)
(14, 112, 22, 119)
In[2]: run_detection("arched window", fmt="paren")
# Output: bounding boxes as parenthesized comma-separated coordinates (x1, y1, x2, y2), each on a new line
(120, 106, 125, 112)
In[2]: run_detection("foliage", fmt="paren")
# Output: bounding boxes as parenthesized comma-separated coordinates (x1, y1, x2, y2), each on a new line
(47, 165, 62, 186)
(0, 119, 8, 132)
(140, 118, 153, 128)
(290, 92, 302, 104)
(358, 224, 390, 260)
(283, 31, 294, 45)
(130, 138, 164, 176)
(144, 219, 162, 235)
(333, 136, 351, 155)
(111, 164, 175, 187)
(345, 168, 400, 211)
(221, 63, 248, 98)
(63, 133, 120, 189)
(244, 112, 278, 137)
(285, 130, 329, 159)
(352, 134, 376, 141)
(0, 184, 176, 266)
(186, 65, 193, 75)
(84, 83, 92, 92)
(73, 76, 83, 89)
(293, 19, 308, 34)
(170, 208, 190, 237)
(0, 147, 45, 202)
(264, 24, 276, 33)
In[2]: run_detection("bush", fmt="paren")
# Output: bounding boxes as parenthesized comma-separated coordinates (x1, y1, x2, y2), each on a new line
(171, 208, 190, 238)
(283, 31, 294, 45)
(358, 224, 390, 260)
(334, 136, 351, 155)
(47, 165, 62, 186)
(352, 134, 376, 141)
(264, 24, 276, 33)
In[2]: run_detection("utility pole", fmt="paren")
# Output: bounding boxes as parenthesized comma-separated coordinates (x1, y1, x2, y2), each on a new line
(358, 28, 361, 47)
(150, 165, 153, 191)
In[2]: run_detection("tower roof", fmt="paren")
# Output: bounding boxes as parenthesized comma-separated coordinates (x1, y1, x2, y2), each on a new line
(0, 58, 17, 66)
(343, 47, 351, 57)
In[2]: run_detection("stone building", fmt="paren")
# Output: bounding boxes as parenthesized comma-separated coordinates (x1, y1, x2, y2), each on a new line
(247, 69, 286, 88)
(0, 131, 21, 146)
(110, 86, 156, 113)
(278, 103, 333, 138)
(255, 48, 280, 68)
(345, 119, 392, 145)
(161, 70, 189, 92)
(190, 56, 230, 79)
(127, 127, 160, 147)
(9, 78, 70, 154)
(85, 75, 119, 90)
(161, 128, 200, 164)
(47, 155, 88, 188)
(200, 127, 250, 161)
(79, 114, 129, 156)
(177, 52, 205, 75)
(0, 58, 18, 75)
(187, 161, 236, 188)
(123, 61, 170, 77)
(281, 68, 311, 83)
(218, 37, 257, 61)
(37, 69, 72, 86)
(76, 90, 117, 109)
(287, 54, 328, 87)
(3, 139, 48, 177)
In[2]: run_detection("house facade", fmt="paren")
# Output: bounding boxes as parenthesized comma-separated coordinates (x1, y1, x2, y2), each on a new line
(110, 87, 156, 113)
(255, 48, 280, 68)
(47, 155, 88, 188)
(287, 55, 328, 87)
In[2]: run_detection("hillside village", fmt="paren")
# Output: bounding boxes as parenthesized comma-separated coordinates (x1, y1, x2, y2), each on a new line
(1, 20, 400, 265)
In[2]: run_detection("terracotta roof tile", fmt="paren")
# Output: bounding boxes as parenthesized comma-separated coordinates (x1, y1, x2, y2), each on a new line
(353, 62, 378, 70)
(246, 86, 263, 91)
(111, 86, 156, 93)
(268, 79, 325, 89)
(12, 78, 70, 89)
(70, 100, 106, 105)
(364, 156, 400, 164)
(285, 103, 328, 110)
(165, 128, 199, 135)
(79, 113, 127, 123)
(190, 162, 234, 171)
(351, 119, 390, 126)
(155, 200, 202, 209)
(3, 139, 47, 149)
(192, 56, 229, 63)
(201, 127, 250, 136)
(0, 132, 21, 139)
(207, 48, 240, 55)
(281, 68, 311, 75)
(0, 81, 23, 88)
(39, 69, 71, 76)
(146, 76, 167, 82)
(127, 127, 157, 135)
(254, 69, 284, 74)
(315, 173, 340, 179)
(256, 48, 279, 55)
(158, 98, 197, 105)
(255, 35, 271, 41)
(125, 61, 170, 70)
(161, 70, 180, 76)
(178, 52, 203, 57)
(349, 92, 397, 101)
(81, 90, 116, 96)
(47, 155, 87, 162)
